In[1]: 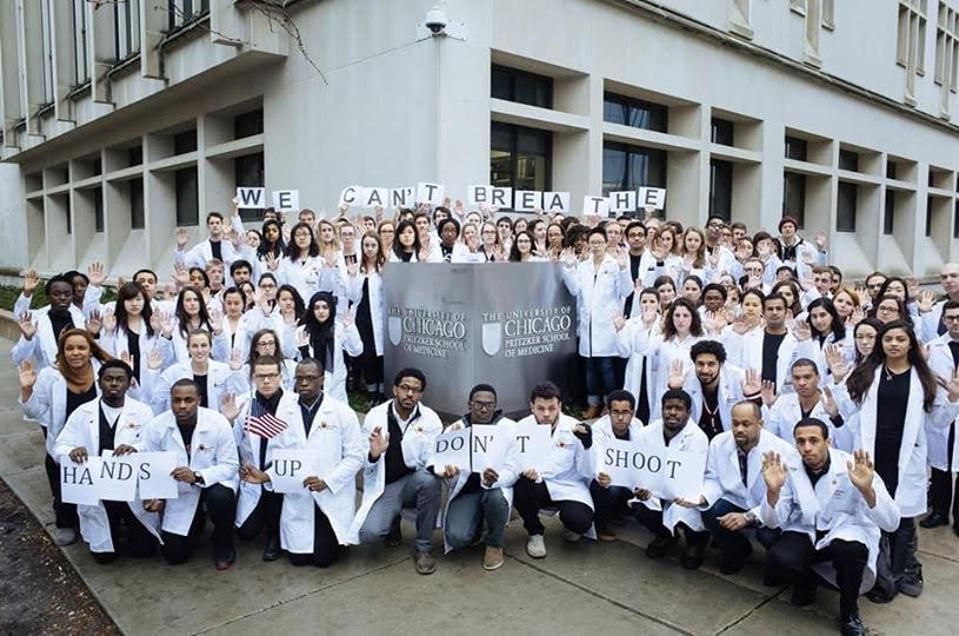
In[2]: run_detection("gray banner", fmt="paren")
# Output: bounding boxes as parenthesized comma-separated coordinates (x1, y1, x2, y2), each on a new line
(383, 263, 578, 418)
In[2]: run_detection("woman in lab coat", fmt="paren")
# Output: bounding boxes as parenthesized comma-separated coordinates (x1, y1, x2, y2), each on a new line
(296, 291, 363, 404)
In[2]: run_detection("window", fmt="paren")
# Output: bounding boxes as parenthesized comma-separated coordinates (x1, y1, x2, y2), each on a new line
(838, 149, 860, 172)
(899, 0, 929, 102)
(234, 109, 264, 139)
(72, 0, 89, 84)
(490, 122, 552, 195)
(884, 190, 896, 234)
(783, 172, 806, 227)
(604, 93, 668, 132)
(955, 201, 959, 238)
(173, 129, 197, 154)
(602, 142, 667, 196)
(491, 65, 553, 109)
(175, 166, 199, 226)
(785, 136, 808, 161)
(40, 0, 54, 103)
(65, 197, 72, 235)
(837, 182, 857, 232)
(935, 2, 959, 114)
(887, 161, 898, 179)
(115, 0, 141, 59)
(128, 146, 143, 167)
(709, 160, 733, 222)
(711, 118, 735, 146)
(822, 0, 835, 28)
(130, 179, 144, 230)
(926, 196, 934, 236)
(168, 0, 210, 31)
(235, 153, 265, 222)
(93, 187, 104, 233)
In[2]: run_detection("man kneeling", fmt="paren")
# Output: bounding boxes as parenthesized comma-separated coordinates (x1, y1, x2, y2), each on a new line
(761, 418, 900, 636)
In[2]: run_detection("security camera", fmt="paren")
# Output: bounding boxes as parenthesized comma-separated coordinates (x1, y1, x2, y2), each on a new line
(424, 6, 448, 35)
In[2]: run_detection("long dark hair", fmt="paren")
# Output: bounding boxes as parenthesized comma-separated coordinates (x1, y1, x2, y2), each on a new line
(876, 276, 910, 304)
(846, 320, 938, 412)
(300, 291, 337, 370)
(770, 280, 802, 317)
(662, 297, 703, 340)
(276, 284, 306, 322)
(853, 317, 883, 364)
(113, 282, 155, 338)
(247, 328, 283, 367)
(174, 287, 212, 338)
(285, 222, 320, 260)
(392, 220, 421, 261)
(258, 219, 286, 260)
(508, 231, 535, 262)
(806, 297, 845, 343)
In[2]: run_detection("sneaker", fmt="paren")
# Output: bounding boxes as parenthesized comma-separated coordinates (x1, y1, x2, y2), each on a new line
(526, 534, 547, 558)
(385, 517, 402, 547)
(897, 570, 923, 597)
(52, 527, 77, 546)
(562, 529, 582, 543)
(865, 587, 896, 604)
(597, 529, 618, 542)
(841, 612, 866, 636)
(215, 546, 236, 571)
(414, 551, 436, 575)
(483, 546, 505, 570)
(645, 534, 676, 559)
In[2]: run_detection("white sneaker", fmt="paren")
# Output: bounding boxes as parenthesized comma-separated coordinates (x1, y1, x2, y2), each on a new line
(562, 530, 582, 543)
(526, 534, 547, 558)
(53, 527, 77, 546)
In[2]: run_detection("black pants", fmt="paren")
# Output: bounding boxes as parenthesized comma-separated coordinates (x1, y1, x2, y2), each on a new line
(633, 504, 709, 546)
(873, 516, 921, 598)
(44, 452, 78, 529)
(928, 423, 958, 522)
(236, 490, 282, 541)
(513, 477, 593, 536)
(766, 531, 868, 621)
(288, 505, 341, 568)
(161, 484, 236, 565)
(93, 501, 159, 563)
(589, 481, 631, 533)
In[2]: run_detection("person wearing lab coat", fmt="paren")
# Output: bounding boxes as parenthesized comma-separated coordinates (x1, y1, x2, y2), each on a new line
(348, 368, 444, 575)
(614, 289, 661, 425)
(53, 361, 161, 562)
(142, 330, 240, 416)
(238, 358, 364, 567)
(174, 212, 243, 270)
(760, 419, 900, 636)
(920, 298, 959, 533)
(561, 228, 633, 419)
(762, 358, 848, 447)
(12, 274, 87, 370)
(141, 380, 239, 570)
(698, 400, 798, 574)
(777, 216, 828, 283)
(723, 293, 800, 394)
(589, 390, 644, 542)
(344, 232, 387, 403)
(833, 320, 959, 602)
(435, 384, 517, 571)
(512, 382, 595, 559)
(632, 390, 711, 569)
(296, 291, 364, 404)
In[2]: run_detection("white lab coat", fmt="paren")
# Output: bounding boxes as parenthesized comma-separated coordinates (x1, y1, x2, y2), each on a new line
(723, 328, 800, 394)
(562, 255, 633, 357)
(625, 329, 704, 421)
(833, 370, 959, 517)
(676, 364, 750, 437)
(617, 318, 660, 420)
(763, 392, 852, 451)
(591, 414, 645, 448)
(142, 361, 239, 415)
(295, 320, 363, 404)
(20, 365, 101, 456)
(225, 359, 299, 396)
(274, 256, 325, 305)
(52, 397, 162, 553)
(927, 333, 959, 471)
(347, 400, 444, 544)
(631, 419, 709, 534)
(265, 394, 364, 551)
(176, 237, 242, 269)
(141, 407, 239, 536)
(701, 429, 798, 517)
(794, 334, 854, 384)
(514, 414, 595, 511)
(760, 448, 901, 593)
(345, 270, 385, 356)
(11, 303, 87, 369)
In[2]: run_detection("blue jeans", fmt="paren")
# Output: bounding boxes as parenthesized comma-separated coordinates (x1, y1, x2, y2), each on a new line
(585, 356, 617, 403)
(701, 498, 779, 563)
(444, 488, 510, 549)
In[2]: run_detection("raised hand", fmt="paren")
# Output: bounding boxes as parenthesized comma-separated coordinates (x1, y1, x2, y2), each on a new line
(159, 312, 174, 338)
(265, 252, 280, 272)
(823, 343, 848, 380)
(346, 261, 359, 278)
(229, 348, 243, 372)
(846, 306, 866, 328)
(102, 308, 116, 334)
(86, 310, 102, 336)
(22, 269, 40, 296)
(175, 228, 190, 250)
(220, 393, 240, 422)
(172, 262, 190, 287)
(847, 449, 875, 494)
(146, 347, 164, 371)
(120, 351, 134, 370)
(814, 231, 827, 251)
(762, 451, 788, 496)
(87, 261, 106, 287)
(368, 426, 389, 459)
(761, 380, 778, 407)
(641, 305, 658, 328)
(296, 327, 310, 350)
(916, 289, 936, 314)
(906, 277, 921, 300)
(731, 314, 750, 335)
(792, 319, 812, 342)
(561, 247, 577, 267)
(938, 367, 959, 402)
(667, 359, 688, 390)
(611, 311, 626, 332)
(703, 310, 728, 335)
(341, 307, 355, 328)
(821, 385, 839, 418)
(209, 306, 223, 334)
(18, 360, 37, 389)
(17, 312, 37, 341)
(741, 368, 762, 396)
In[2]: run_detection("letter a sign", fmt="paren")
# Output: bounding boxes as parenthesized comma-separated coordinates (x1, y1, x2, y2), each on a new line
(482, 322, 502, 356)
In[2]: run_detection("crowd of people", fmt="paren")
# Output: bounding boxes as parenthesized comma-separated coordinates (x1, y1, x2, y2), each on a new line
(12, 197, 959, 636)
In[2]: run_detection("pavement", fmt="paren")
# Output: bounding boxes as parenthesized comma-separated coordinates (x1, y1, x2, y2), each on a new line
(1, 339, 958, 635)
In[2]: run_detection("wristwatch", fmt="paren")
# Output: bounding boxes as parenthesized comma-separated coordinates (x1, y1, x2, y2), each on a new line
(744, 510, 758, 526)
(193, 471, 205, 486)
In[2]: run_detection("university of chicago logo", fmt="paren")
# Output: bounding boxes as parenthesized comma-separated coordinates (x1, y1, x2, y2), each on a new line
(388, 316, 402, 346)
(482, 322, 502, 356)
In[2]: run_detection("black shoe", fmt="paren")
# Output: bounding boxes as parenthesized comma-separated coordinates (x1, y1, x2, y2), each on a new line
(719, 543, 752, 575)
(953, 524, 959, 537)
(919, 512, 949, 528)
(262, 535, 283, 562)
(897, 570, 924, 597)
(645, 534, 677, 559)
(385, 517, 402, 547)
(681, 542, 705, 570)
(790, 585, 816, 607)
(215, 546, 236, 571)
(865, 587, 896, 604)
(841, 613, 866, 636)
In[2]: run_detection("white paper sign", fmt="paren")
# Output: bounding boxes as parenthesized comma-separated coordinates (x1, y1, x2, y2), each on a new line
(608, 190, 638, 213)
(135, 451, 179, 500)
(582, 196, 609, 217)
(543, 191, 570, 213)
(390, 187, 415, 208)
(469, 424, 500, 474)
(468, 185, 490, 207)
(339, 186, 362, 207)
(638, 187, 667, 210)
(60, 457, 102, 506)
(514, 190, 542, 212)
(97, 452, 139, 502)
(271, 448, 313, 494)
(273, 190, 300, 212)
(236, 187, 266, 209)
(599, 439, 707, 500)
(364, 187, 389, 209)
(661, 449, 707, 501)
(598, 438, 640, 489)
(416, 182, 445, 205)
(430, 428, 471, 471)
(513, 423, 552, 472)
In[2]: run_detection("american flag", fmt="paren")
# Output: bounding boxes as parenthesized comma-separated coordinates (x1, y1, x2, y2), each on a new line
(244, 412, 288, 439)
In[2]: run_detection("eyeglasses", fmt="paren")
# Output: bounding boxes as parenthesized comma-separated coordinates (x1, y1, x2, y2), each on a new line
(944, 315, 959, 322)
(397, 384, 423, 394)
(470, 400, 496, 410)
(877, 305, 898, 313)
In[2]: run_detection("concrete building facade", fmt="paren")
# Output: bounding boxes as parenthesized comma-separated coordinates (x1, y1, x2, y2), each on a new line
(1, 0, 959, 280)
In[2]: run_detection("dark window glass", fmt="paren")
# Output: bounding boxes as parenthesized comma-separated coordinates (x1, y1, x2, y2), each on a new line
(836, 182, 857, 232)
(838, 150, 859, 172)
(954, 201, 959, 239)
(929, 169, 935, 187)
(490, 65, 552, 108)
(173, 129, 197, 155)
(235, 152, 265, 222)
(92, 157, 101, 176)
(169, 0, 209, 30)
(175, 166, 199, 226)
(709, 159, 732, 222)
(886, 161, 897, 179)
(603, 93, 668, 132)
(926, 196, 933, 237)
(94, 187, 104, 232)
(602, 142, 667, 206)
(234, 109, 264, 139)
(130, 179, 144, 230)
(783, 172, 806, 227)
(711, 118, 735, 146)
(128, 146, 142, 167)
(490, 122, 552, 198)
(784, 136, 808, 161)
(65, 197, 72, 235)
(884, 190, 895, 235)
